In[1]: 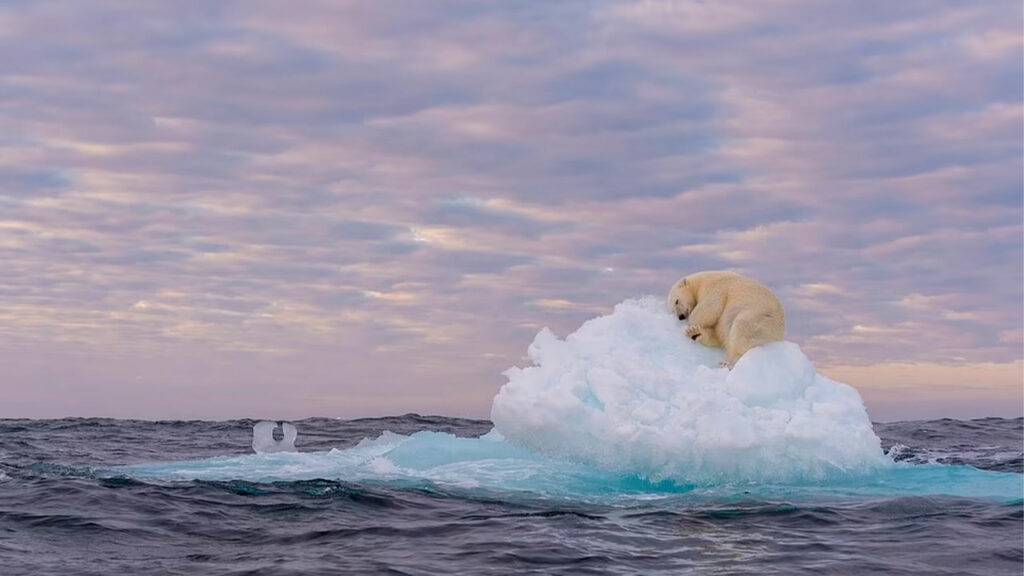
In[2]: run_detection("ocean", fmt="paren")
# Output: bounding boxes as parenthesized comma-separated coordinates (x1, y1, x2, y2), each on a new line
(0, 415, 1020, 575)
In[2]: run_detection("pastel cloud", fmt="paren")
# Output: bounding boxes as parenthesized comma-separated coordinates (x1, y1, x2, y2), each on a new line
(0, 1, 1019, 420)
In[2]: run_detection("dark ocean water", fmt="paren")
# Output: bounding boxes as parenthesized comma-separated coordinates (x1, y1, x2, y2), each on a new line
(0, 415, 1020, 575)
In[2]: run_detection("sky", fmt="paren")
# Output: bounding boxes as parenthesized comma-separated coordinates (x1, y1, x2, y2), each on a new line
(0, 1, 1021, 422)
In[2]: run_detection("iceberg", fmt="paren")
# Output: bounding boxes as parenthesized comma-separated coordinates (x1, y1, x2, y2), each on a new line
(109, 297, 1022, 502)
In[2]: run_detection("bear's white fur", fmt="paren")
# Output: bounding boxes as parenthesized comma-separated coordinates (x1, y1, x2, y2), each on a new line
(667, 271, 785, 367)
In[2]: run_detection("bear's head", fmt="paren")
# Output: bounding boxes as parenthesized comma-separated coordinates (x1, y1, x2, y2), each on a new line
(667, 277, 696, 321)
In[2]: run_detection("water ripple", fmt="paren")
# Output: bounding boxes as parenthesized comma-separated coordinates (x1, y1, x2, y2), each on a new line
(0, 416, 1020, 575)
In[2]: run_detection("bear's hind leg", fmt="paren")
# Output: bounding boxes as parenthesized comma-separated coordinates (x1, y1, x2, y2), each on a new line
(724, 313, 760, 367)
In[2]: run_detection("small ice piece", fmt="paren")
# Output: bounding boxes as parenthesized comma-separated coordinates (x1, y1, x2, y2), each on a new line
(252, 421, 298, 454)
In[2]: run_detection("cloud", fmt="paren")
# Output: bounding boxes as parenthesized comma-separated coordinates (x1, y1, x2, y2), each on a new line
(0, 0, 1019, 418)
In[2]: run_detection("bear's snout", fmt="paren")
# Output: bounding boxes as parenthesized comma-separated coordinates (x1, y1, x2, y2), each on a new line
(678, 313, 687, 320)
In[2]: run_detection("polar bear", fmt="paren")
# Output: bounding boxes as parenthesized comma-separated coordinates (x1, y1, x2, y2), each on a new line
(667, 271, 785, 367)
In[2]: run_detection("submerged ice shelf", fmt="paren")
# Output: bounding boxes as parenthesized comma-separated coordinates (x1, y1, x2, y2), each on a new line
(114, 429, 1022, 502)
(112, 297, 1022, 502)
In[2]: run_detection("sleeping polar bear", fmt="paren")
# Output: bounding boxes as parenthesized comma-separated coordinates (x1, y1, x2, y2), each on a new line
(667, 271, 785, 368)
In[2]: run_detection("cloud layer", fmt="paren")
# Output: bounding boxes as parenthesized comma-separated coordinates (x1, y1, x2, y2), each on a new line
(1, 1, 1020, 419)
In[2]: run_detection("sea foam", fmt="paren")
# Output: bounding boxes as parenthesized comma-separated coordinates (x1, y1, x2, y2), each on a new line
(491, 297, 889, 483)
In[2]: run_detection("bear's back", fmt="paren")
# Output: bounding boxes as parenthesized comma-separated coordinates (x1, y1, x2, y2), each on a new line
(713, 274, 785, 318)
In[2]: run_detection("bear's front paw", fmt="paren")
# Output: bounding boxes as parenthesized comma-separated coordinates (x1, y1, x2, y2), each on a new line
(685, 325, 701, 340)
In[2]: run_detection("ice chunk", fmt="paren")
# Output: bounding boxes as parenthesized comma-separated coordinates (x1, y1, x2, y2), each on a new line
(490, 296, 890, 484)
(252, 421, 298, 454)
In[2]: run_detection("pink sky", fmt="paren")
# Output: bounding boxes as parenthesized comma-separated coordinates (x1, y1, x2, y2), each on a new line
(0, 1, 1021, 421)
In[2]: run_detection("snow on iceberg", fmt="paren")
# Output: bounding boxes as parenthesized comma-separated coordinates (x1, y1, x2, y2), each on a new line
(490, 296, 889, 484)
